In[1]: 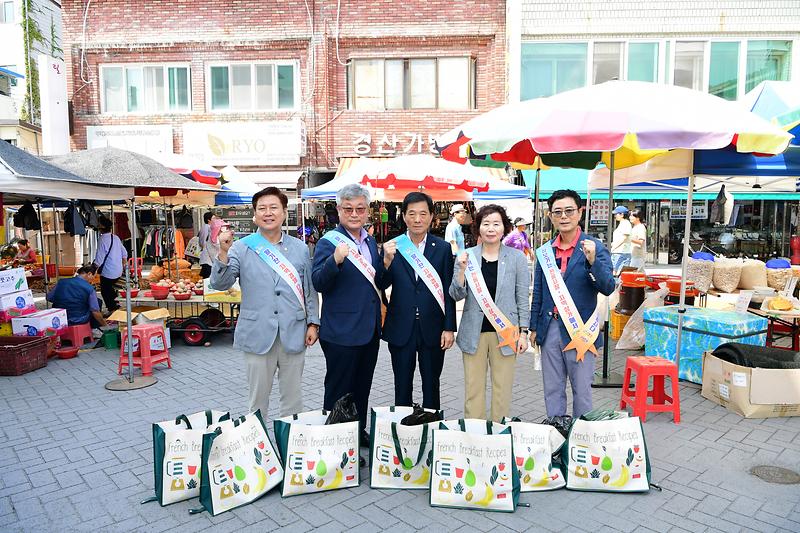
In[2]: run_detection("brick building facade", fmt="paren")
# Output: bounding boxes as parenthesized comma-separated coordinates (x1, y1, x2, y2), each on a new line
(61, 0, 507, 188)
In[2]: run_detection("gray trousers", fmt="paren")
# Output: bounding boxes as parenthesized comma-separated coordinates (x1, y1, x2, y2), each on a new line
(244, 337, 305, 420)
(541, 319, 595, 418)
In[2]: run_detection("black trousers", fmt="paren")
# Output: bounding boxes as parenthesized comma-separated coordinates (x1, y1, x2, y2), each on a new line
(389, 319, 445, 410)
(99, 276, 119, 312)
(320, 332, 380, 430)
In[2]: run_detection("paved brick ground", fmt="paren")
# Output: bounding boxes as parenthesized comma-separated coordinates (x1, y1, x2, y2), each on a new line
(2, 330, 800, 532)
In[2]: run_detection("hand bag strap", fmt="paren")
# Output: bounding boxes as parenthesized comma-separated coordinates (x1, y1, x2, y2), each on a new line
(390, 423, 429, 468)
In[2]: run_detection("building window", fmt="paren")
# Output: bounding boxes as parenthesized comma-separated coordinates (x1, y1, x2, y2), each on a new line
(0, 73, 11, 96)
(349, 57, 474, 110)
(593, 42, 622, 84)
(0, 1, 14, 24)
(521, 43, 587, 100)
(628, 42, 659, 82)
(746, 40, 792, 92)
(207, 62, 297, 111)
(709, 42, 740, 100)
(100, 64, 190, 114)
(673, 41, 705, 90)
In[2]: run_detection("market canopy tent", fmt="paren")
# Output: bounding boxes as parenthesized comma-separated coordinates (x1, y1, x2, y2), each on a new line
(301, 154, 531, 202)
(0, 140, 134, 202)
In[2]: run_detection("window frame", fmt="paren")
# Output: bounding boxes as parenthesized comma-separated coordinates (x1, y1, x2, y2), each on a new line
(99, 62, 192, 115)
(519, 37, 797, 101)
(348, 56, 476, 111)
(0, 1, 14, 24)
(204, 60, 300, 113)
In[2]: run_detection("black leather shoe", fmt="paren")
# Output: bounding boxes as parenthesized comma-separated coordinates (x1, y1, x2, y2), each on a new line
(359, 456, 366, 468)
(360, 429, 370, 448)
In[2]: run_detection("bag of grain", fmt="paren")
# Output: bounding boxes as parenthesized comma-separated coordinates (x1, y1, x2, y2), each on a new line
(739, 259, 768, 290)
(686, 257, 714, 293)
(712, 258, 743, 293)
(765, 258, 793, 291)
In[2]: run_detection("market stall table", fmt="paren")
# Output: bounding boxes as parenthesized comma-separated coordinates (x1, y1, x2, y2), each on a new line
(119, 294, 239, 346)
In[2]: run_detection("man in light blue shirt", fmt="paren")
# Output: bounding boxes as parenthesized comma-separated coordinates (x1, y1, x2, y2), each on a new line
(93, 219, 128, 313)
(445, 203, 467, 256)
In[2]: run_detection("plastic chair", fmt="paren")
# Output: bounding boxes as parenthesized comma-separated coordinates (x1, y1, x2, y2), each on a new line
(619, 356, 680, 423)
(60, 323, 93, 348)
(118, 323, 171, 376)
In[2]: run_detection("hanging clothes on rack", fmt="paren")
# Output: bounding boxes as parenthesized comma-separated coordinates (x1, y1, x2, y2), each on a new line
(174, 230, 185, 259)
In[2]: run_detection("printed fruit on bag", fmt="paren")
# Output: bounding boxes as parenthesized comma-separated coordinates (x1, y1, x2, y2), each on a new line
(465, 459, 476, 487)
(524, 448, 535, 471)
(234, 465, 246, 481)
(316, 451, 327, 477)
(601, 447, 612, 471)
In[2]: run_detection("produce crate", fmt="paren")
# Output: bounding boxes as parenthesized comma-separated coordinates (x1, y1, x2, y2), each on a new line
(0, 336, 49, 376)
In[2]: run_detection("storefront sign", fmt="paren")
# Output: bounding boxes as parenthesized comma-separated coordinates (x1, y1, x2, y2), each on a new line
(589, 200, 609, 226)
(214, 206, 298, 236)
(352, 132, 441, 155)
(86, 125, 173, 156)
(184, 120, 305, 165)
(670, 200, 708, 220)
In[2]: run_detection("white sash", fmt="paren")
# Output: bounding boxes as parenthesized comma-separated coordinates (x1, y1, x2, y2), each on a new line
(241, 232, 305, 311)
(536, 243, 601, 361)
(393, 234, 445, 314)
(321, 230, 381, 297)
(464, 250, 519, 350)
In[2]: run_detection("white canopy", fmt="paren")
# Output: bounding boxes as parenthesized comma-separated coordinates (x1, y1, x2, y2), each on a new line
(1, 165, 135, 202)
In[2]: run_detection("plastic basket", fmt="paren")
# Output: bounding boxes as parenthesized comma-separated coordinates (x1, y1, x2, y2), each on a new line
(611, 310, 631, 341)
(0, 336, 49, 376)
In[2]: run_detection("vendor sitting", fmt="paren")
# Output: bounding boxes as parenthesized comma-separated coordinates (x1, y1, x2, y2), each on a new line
(46, 265, 107, 336)
(14, 239, 37, 264)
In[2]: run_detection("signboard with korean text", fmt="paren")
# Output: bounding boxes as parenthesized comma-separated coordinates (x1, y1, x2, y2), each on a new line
(184, 120, 305, 165)
(351, 132, 442, 156)
(670, 200, 708, 220)
(589, 200, 610, 226)
(86, 125, 174, 156)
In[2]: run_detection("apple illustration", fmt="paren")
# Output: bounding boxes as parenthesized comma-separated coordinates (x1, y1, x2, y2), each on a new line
(257, 441, 265, 450)
(498, 462, 505, 472)
(348, 448, 355, 457)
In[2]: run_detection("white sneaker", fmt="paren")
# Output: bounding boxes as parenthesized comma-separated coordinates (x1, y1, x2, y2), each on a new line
(92, 328, 103, 339)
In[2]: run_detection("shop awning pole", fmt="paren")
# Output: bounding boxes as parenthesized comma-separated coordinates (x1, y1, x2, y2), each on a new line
(675, 173, 695, 376)
(130, 198, 138, 288)
(52, 205, 60, 281)
(37, 201, 49, 298)
(533, 168, 541, 248)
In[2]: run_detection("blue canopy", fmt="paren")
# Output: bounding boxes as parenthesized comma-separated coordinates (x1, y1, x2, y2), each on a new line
(693, 145, 800, 178)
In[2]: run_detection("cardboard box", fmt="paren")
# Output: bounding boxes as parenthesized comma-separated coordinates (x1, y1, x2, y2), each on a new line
(0, 290, 36, 321)
(0, 268, 29, 296)
(108, 306, 171, 326)
(12, 308, 68, 336)
(701, 351, 800, 418)
(204, 279, 241, 303)
(643, 306, 767, 383)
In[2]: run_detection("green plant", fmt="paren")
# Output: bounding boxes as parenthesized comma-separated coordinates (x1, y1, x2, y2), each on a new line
(453, 482, 463, 494)
(305, 474, 315, 485)
(21, 0, 44, 124)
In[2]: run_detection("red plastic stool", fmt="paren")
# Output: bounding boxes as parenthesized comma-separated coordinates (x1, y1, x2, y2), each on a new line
(118, 323, 171, 376)
(60, 323, 93, 348)
(128, 257, 143, 278)
(619, 356, 680, 423)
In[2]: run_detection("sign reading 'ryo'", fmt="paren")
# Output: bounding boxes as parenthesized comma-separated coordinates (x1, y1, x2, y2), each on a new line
(183, 120, 305, 165)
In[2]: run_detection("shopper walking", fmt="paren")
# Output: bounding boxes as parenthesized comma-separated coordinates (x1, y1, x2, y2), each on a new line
(629, 209, 647, 271)
(211, 187, 319, 420)
(379, 192, 456, 410)
(93, 219, 127, 313)
(450, 204, 530, 422)
(445, 204, 468, 257)
(530, 190, 614, 419)
(610, 206, 632, 275)
(312, 183, 387, 447)
(502, 217, 532, 259)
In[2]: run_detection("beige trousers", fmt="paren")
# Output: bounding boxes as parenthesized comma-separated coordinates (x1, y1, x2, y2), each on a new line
(463, 331, 517, 422)
(244, 337, 305, 421)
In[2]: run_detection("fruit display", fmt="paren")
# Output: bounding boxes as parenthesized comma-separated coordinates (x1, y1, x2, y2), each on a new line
(768, 295, 795, 311)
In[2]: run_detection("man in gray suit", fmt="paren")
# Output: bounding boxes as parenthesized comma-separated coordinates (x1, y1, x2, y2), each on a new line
(211, 187, 320, 419)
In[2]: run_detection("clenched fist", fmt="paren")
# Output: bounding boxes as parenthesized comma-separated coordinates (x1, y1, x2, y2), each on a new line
(457, 251, 469, 270)
(383, 240, 397, 268)
(582, 239, 596, 265)
(333, 242, 350, 265)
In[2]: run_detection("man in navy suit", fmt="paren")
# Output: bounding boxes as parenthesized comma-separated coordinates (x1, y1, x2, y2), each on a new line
(379, 192, 456, 410)
(312, 183, 386, 447)
(530, 189, 615, 419)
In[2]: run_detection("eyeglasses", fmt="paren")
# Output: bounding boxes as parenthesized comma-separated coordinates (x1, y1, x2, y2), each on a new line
(255, 205, 282, 214)
(550, 208, 579, 218)
(340, 207, 367, 215)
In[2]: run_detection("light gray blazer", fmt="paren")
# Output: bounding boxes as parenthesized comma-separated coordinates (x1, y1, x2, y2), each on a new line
(449, 244, 531, 356)
(210, 233, 319, 355)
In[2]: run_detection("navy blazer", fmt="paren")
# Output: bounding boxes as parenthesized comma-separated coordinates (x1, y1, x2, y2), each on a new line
(377, 233, 457, 347)
(312, 225, 386, 346)
(530, 232, 615, 348)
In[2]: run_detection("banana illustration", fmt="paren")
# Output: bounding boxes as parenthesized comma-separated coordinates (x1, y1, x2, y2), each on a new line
(411, 467, 430, 486)
(609, 465, 630, 488)
(474, 482, 494, 507)
(327, 468, 344, 490)
(253, 466, 268, 493)
(532, 468, 550, 487)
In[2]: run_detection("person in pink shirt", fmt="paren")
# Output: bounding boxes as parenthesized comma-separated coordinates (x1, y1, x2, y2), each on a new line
(14, 240, 37, 263)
